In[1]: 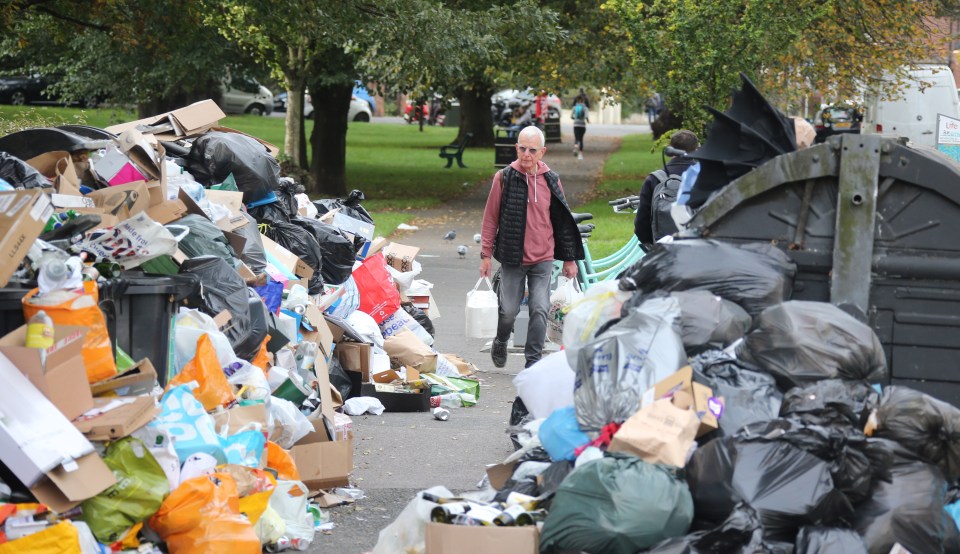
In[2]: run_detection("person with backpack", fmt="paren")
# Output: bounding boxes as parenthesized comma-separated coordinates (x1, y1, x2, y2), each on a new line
(634, 129, 700, 249)
(572, 100, 588, 160)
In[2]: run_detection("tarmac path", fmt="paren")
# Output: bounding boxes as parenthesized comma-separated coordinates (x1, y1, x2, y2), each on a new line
(310, 125, 644, 553)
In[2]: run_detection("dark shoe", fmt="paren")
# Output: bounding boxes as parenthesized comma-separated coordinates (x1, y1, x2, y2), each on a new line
(491, 339, 507, 368)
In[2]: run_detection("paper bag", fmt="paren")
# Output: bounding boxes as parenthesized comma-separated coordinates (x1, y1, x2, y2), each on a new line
(608, 397, 699, 468)
(383, 328, 437, 372)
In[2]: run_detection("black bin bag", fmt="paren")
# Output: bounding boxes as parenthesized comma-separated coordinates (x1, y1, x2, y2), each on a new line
(644, 504, 769, 554)
(179, 256, 263, 361)
(259, 219, 325, 294)
(292, 217, 355, 285)
(618, 240, 797, 317)
(186, 131, 279, 205)
(686, 434, 854, 543)
(232, 211, 268, 273)
(312, 189, 374, 224)
(0, 152, 48, 189)
(874, 386, 960, 482)
(539, 454, 693, 554)
(781, 379, 879, 429)
(624, 291, 752, 355)
(854, 439, 960, 554)
(795, 526, 867, 554)
(739, 301, 887, 391)
(690, 350, 782, 437)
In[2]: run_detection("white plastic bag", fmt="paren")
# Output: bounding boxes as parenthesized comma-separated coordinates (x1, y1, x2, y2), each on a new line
(343, 396, 386, 416)
(173, 309, 238, 373)
(513, 351, 576, 420)
(547, 277, 583, 344)
(465, 277, 499, 339)
(268, 481, 315, 548)
(267, 397, 313, 448)
(562, 280, 630, 369)
(372, 486, 454, 554)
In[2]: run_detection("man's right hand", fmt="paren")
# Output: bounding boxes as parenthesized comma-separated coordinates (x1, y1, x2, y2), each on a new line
(479, 258, 492, 278)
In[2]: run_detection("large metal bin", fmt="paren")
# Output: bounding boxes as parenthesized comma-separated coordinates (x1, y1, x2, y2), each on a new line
(686, 134, 960, 404)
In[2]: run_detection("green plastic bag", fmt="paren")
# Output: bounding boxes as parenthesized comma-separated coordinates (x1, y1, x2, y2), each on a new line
(539, 453, 693, 554)
(424, 374, 480, 406)
(81, 437, 170, 543)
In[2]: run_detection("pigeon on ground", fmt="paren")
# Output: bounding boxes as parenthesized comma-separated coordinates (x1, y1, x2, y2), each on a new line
(457, 245, 468, 259)
(473, 233, 482, 244)
(443, 230, 457, 241)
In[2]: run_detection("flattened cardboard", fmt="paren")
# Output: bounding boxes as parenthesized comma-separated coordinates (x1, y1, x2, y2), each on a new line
(73, 396, 158, 441)
(0, 325, 92, 421)
(290, 419, 353, 491)
(426, 522, 538, 554)
(372, 369, 401, 383)
(486, 461, 519, 491)
(0, 190, 53, 287)
(85, 181, 150, 220)
(205, 189, 244, 213)
(302, 303, 334, 362)
(642, 366, 721, 437)
(146, 199, 188, 224)
(90, 358, 157, 397)
(260, 234, 315, 280)
(106, 99, 226, 140)
(31, 452, 117, 514)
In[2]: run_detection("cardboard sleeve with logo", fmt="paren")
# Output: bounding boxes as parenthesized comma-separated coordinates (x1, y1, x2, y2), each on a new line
(0, 190, 54, 287)
(641, 366, 723, 438)
(0, 325, 93, 421)
(425, 522, 539, 554)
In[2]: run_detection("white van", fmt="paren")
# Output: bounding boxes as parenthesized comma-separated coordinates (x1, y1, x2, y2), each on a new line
(862, 64, 960, 148)
(219, 75, 274, 116)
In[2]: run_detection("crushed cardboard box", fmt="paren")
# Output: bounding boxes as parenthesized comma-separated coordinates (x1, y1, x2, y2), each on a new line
(0, 190, 54, 287)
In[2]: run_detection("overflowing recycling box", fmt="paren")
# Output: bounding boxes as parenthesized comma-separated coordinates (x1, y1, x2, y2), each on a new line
(425, 522, 539, 554)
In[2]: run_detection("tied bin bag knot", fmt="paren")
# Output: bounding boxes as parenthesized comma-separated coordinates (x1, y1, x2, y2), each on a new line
(465, 277, 498, 339)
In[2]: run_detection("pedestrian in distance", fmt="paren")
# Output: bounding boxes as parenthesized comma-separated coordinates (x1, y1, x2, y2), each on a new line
(645, 93, 662, 123)
(573, 87, 591, 110)
(572, 99, 588, 160)
(634, 129, 700, 248)
(479, 126, 585, 369)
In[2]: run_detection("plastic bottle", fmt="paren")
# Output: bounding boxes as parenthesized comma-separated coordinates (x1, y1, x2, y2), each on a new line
(430, 393, 464, 409)
(25, 310, 55, 349)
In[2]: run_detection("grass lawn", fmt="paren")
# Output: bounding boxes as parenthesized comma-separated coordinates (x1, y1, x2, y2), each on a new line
(576, 133, 661, 259)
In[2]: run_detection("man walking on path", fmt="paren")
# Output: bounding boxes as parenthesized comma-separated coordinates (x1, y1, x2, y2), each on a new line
(479, 126, 585, 369)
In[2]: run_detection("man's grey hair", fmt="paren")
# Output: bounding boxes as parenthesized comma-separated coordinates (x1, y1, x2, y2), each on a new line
(517, 126, 545, 148)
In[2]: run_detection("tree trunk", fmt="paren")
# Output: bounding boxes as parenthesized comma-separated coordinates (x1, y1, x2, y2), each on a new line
(307, 81, 352, 197)
(284, 79, 307, 168)
(458, 84, 496, 147)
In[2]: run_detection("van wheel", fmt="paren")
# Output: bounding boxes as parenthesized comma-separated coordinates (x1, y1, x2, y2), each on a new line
(354, 112, 370, 123)
(246, 104, 266, 116)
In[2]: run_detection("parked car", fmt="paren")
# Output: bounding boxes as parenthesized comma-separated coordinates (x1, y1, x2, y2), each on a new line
(219, 75, 273, 116)
(492, 89, 561, 118)
(0, 73, 101, 107)
(276, 81, 375, 114)
(301, 92, 371, 122)
(814, 104, 862, 142)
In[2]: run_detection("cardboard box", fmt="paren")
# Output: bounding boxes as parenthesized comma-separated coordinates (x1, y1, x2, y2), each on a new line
(290, 419, 353, 491)
(383, 242, 421, 272)
(425, 522, 538, 554)
(0, 190, 54, 287)
(90, 358, 157, 397)
(336, 342, 371, 382)
(359, 382, 431, 412)
(0, 325, 92, 421)
(73, 396, 158, 441)
(641, 366, 723, 437)
(85, 181, 150, 220)
(146, 199, 188, 224)
(0, 350, 116, 512)
(106, 99, 226, 140)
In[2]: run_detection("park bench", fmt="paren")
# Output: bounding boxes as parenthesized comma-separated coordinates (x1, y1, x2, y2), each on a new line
(439, 132, 473, 168)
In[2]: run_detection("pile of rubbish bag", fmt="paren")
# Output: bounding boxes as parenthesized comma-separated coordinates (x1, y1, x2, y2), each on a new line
(0, 100, 480, 553)
(375, 237, 960, 554)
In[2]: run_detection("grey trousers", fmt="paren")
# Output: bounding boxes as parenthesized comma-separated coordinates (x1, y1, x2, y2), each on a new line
(497, 261, 553, 366)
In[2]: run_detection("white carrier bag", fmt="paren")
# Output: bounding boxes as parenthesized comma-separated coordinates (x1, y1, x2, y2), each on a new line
(465, 277, 499, 338)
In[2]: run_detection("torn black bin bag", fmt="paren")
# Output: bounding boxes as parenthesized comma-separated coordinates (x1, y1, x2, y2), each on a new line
(248, 198, 293, 225)
(624, 290, 752, 354)
(0, 152, 49, 189)
(259, 219, 325, 294)
(313, 189, 374, 224)
(644, 504, 770, 554)
(169, 214, 239, 267)
(179, 256, 264, 361)
(690, 350, 782, 437)
(0, 127, 109, 161)
(327, 355, 354, 400)
(618, 240, 796, 317)
(794, 526, 867, 554)
(292, 216, 355, 286)
(686, 435, 853, 543)
(272, 177, 303, 218)
(186, 131, 279, 205)
(781, 379, 880, 429)
(739, 301, 887, 391)
(854, 439, 960, 554)
(874, 386, 960, 482)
